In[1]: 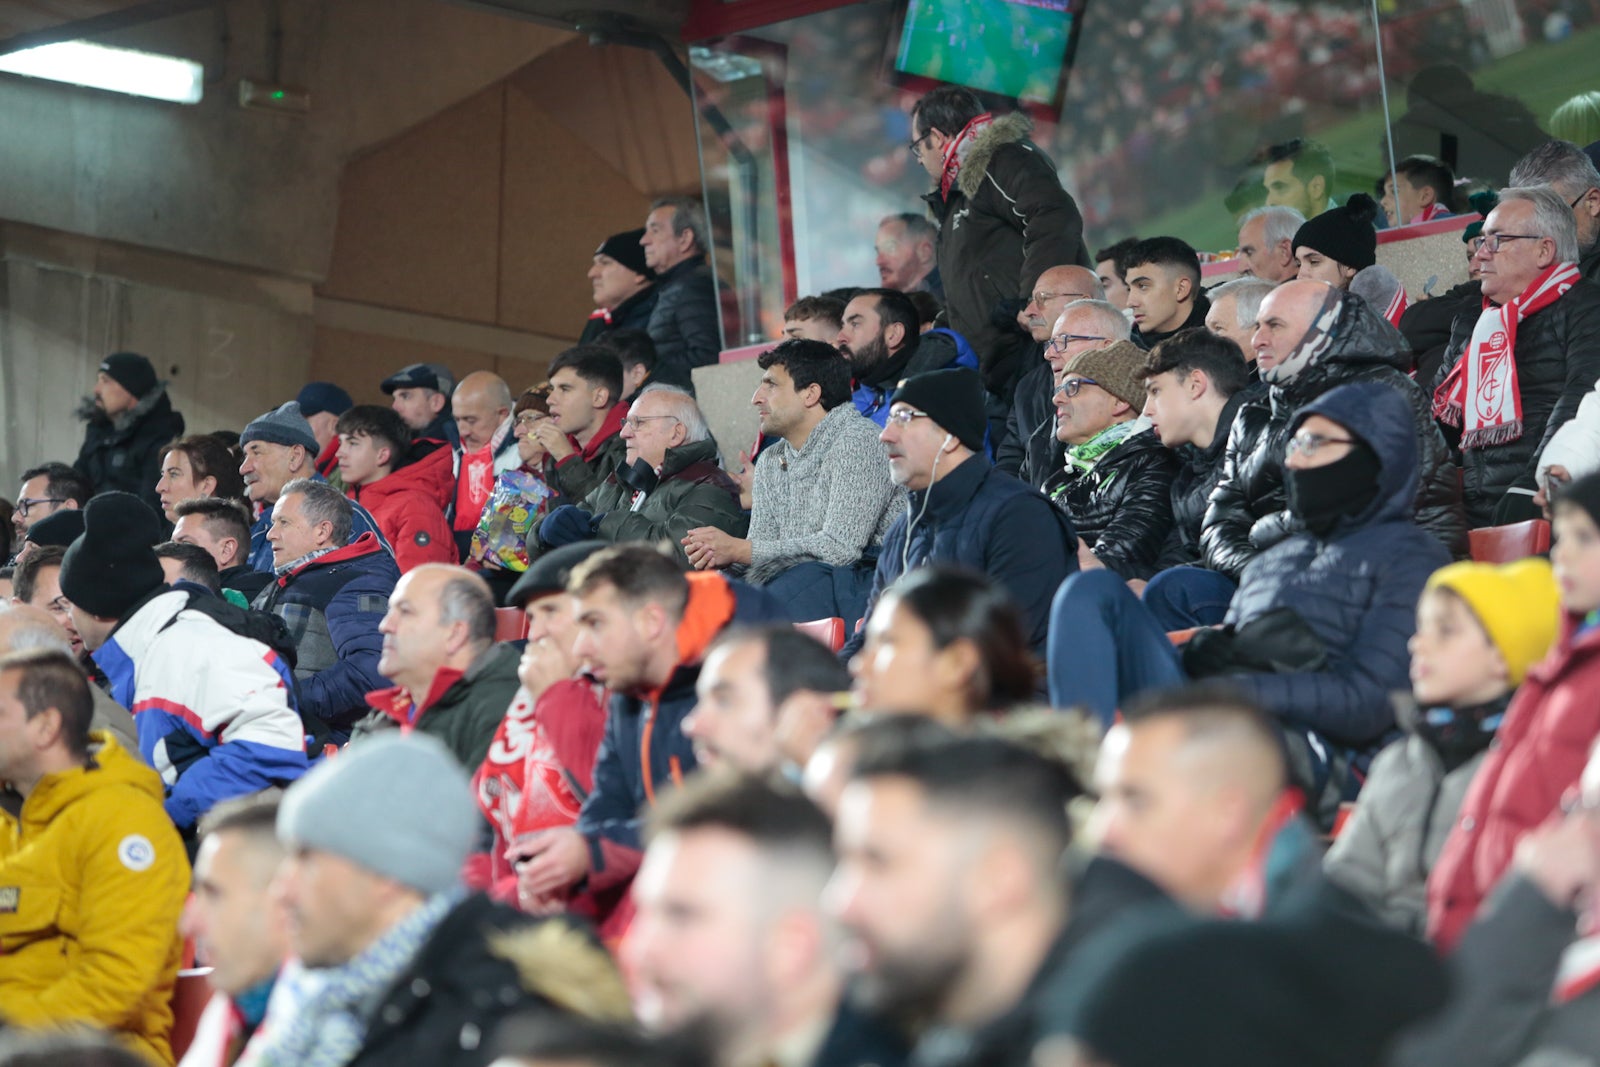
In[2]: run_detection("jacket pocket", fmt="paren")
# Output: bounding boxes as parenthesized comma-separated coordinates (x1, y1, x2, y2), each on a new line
(0, 880, 63, 949)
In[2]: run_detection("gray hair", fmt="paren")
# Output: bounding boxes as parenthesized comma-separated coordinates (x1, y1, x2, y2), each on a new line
(1240, 205, 1306, 250)
(1497, 185, 1581, 263)
(1509, 140, 1600, 203)
(0, 616, 73, 656)
(637, 383, 710, 443)
(650, 197, 709, 255)
(1060, 299, 1132, 343)
(280, 478, 353, 547)
(435, 567, 495, 647)
(1209, 277, 1278, 330)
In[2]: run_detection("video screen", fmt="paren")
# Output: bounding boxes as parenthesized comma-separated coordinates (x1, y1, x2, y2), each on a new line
(893, 0, 1083, 106)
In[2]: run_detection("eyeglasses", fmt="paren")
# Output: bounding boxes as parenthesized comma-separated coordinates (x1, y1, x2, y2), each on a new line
(513, 412, 547, 429)
(620, 414, 680, 432)
(1049, 333, 1108, 354)
(15, 497, 66, 517)
(1474, 233, 1543, 255)
(907, 129, 935, 156)
(1571, 189, 1596, 210)
(1054, 377, 1099, 399)
(1031, 291, 1092, 307)
(884, 408, 930, 426)
(1285, 431, 1355, 459)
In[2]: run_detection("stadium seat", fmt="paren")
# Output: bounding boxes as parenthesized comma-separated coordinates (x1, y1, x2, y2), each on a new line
(1167, 628, 1198, 646)
(796, 617, 847, 652)
(494, 606, 530, 642)
(1468, 519, 1550, 564)
(170, 968, 214, 1061)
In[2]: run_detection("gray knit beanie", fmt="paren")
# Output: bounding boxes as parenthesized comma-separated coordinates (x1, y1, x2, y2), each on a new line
(240, 401, 319, 455)
(277, 733, 479, 895)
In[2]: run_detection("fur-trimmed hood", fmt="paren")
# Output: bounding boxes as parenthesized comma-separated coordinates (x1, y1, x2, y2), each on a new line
(955, 111, 1034, 200)
(76, 379, 177, 432)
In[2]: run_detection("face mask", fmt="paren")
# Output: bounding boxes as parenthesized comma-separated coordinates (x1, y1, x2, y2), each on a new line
(1284, 442, 1381, 536)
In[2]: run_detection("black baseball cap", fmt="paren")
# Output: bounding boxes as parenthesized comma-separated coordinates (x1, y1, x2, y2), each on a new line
(380, 363, 455, 396)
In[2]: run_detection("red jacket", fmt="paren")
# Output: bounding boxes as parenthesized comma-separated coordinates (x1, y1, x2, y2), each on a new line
(1427, 614, 1600, 950)
(349, 453, 457, 572)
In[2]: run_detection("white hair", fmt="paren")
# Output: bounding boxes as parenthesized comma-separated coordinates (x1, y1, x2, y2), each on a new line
(637, 383, 710, 443)
(1241, 205, 1306, 250)
(1498, 185, 1581, 263)
(1208, 278, 1277, 329)
(1060, 299, 1132, 342)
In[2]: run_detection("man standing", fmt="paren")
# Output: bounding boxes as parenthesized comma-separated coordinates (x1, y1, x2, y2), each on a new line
(998, 267, 1106, 482)
(908, 85, 1089, 398)
(874, 213, 942, 298)
(535, 346, 630, 503)
(580, 229, 658, 343)
(1261, 138, 1337, 219)
(1234, 206, 1304, 283)
(172, 497, 272, 602)
(0, 648, 190, 1064)
(1124, 238, 1211, 351)
(837, 288, 974, 426)
(381, 363, 458, 450)
(74, 351, 185, 511)
(12, 463, 92, 548)
(450, 372, 519, 561)
(642, 198, 722, 388)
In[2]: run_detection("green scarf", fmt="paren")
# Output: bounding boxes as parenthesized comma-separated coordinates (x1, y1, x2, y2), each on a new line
(1063, 420, 1141, 477)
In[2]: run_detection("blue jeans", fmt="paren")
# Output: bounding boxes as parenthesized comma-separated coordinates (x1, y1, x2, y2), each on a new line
(1048, 569, 1186, 727)
(1142, 566, 1238, 630)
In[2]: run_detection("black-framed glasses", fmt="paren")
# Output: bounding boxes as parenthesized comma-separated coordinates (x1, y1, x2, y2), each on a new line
(1285, 431, 1355, 459)
(1571, 189, 1596, 210)
(15, 496, 65, 517)
(907, 129, 935, 156)
(620, 414, 681, 432)
(884, 407, 930, 426)
(1054, 377, 1099, 399)
(1475, 233, 1543, 255)
(1049, 333, 1108, 354)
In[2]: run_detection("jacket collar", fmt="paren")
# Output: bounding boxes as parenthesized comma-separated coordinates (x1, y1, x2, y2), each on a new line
(657, 437, 721, 479)
(634, 571, 738, 705)
(908, 454, 990, 525)
(365, 642, 503, 726)
(574, 402, 629, 462)
(275, 532, 384, 584)
(657, 253, 707, 284)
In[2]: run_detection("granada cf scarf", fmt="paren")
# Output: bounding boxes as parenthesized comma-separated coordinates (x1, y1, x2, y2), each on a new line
(1384, 285, 1409, 328)
(938, 112, 994, 199)
(1414, 202, 1449, 223)
(1432, 262, 1581, 449)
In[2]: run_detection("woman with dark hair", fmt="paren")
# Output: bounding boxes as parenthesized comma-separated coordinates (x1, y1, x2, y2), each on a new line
(849, 565, 1037, 724)
(155, 433, 247, 521)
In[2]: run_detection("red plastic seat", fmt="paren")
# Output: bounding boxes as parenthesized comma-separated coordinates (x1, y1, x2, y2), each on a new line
(795, 617, 846, 652)
(1468, 519, 1550, 564)
(494, 606, 530, 642)
(170, 968, 213, 1062)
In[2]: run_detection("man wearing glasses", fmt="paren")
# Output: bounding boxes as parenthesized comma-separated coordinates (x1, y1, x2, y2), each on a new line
(1509, 139, 1600, 283)
(11, 462, 91, 552)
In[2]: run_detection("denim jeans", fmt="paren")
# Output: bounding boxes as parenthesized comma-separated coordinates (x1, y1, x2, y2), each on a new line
(1141, 565, 1238, 630)
(1048, 569, 1186, 727)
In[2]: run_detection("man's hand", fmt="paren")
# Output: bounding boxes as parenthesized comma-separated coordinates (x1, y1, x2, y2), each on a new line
(682, 526, 752, 570)
(533, 420, 577, 462)
(1077, 537, 1103, 572)
(518, 635, 579, 700)
(511, 827, 591, 898)
(1534, 463, 1571, 514)
(1514, 813, 1599, 910)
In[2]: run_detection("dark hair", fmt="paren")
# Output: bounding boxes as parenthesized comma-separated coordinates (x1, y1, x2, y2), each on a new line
(1266, 137, 1336, 189)
(853, 287, 923, 341)
(906, 290, 943, 328)
(549, 345, 625, 408)
(0, 1029, 150, 1067)
(1394, 154, 1455, 206)
(492, 1015, 700, 1067)
(911, 84, 985, 139)
(882, 566, 1039, 711)
(596, 328, 659, 374)
(1121, 681, 1288, 789)
(1122, 237, 1202, 287)
(12, 546, 67, 605)
(569, 544, 689, 618)
(334, 405, 412, 469)
(820, 286, 864, 306)
(885, 211, 938, 243)
(711, 624, 852, 707)
(197, 790, 282, 842)
(1139, 329, 1250, 397)
(154, 541, 221, 593)
(757, 339, 853, 411)
(162, 434, 247, 502)
(0, 647, 94, 760)
(18, 463, 92, 506)
(1094, 237, 1142, 276)
(173, 497, 253, 555)
(783, 295, 846, 332)
(649, 772, 833, 864)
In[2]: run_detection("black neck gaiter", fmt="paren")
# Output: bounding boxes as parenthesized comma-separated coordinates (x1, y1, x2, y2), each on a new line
(1284, 442, 1382, 536)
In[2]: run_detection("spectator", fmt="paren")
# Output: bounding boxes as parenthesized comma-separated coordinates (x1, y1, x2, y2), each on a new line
(874, 212, 942, 298)
(11, 547, 91, 664)
(1427, 471, 1600, 951)
(682, 624, 850, 777)
(1292, 194, 1379, 290)
(595, 328, 659, 404)
(1056, 384, 1449, 813)
(1095, 238, 1139, 311)
(156, 433, 248, 524)
(1325, 559, 1559, 934)
(172, 497, 271, 602)
(1205, 280, 1466, 580)
(474, 544, 614, 928)
(295, 382, 354, 483)
(1234, 205, 1303, 283)
(450, 372, 518, 561)
(781, 295, 845, 344)
(642, 197, 722, 387)
(0, 1029, 154, 1067)
(541, 385, 744, 568)
(59, 492, 308, 832)
(1433, 185, 1600, 527)
(257, 733, 630, 1067)
(909, 85, 1090, 397)
(510, 546, 784, 911)
(467, 388, 559, 592)
(179, 794, 290, 1067)
(1138, 331, 1253, 626)
(1044, 341, 1177, 582)
(11, 463, 90, 547)
(1261, 138, 1337, 219)
(998, 266, 1105, 481)
(580, 229, 658, 343)
(1507, 138, 1600, 282)
(381, 362, 458, 450)
(849, 565, 1036, 724)
(256, 479, 400, 740)
(838, 288, 975, 427)
(1203, 277, 1276, 368)
(681, 340, 899, 624)
(628, 774, 906, 1067)
(357, 564, 521, 772)
(1125, 238, 1210, 351)
(0, 647, 189, 1064)
(1010, 299, 1130, 491)
(1382, 155, 1457, 226)
(842, 368, 1076, 661)
(155, 540, 222, 595)
(73, 351, 185, 513)
(535, 345, 629, 503)
(0, 600, 136, 753)
(337, 406, 455, 573)
(12, 509, 83, 567)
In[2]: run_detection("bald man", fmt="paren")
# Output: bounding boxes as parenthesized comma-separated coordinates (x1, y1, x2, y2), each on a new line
(450, 371, 520, 559)
(0, 604, 137, 750)
(998, 266, 1106, 480)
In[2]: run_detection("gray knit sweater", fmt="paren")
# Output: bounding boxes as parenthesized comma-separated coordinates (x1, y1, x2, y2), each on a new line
(746, 404, 903, 585)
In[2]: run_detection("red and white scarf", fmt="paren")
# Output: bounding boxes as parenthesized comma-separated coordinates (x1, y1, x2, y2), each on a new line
(1413, 202, 1449, 223)
(1554, 932, 1600, 1004)
(938, 112, 994, 199)
(1383, 284, 1409, 328)
(1432, 262, 1581, 449)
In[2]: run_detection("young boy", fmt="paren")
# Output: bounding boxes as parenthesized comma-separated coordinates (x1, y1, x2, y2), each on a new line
(336, 405, 456, 573)
(1325, 559, 1558, 933)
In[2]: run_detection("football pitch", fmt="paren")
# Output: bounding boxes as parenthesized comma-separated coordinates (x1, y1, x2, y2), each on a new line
(896, 0, 1076, 104)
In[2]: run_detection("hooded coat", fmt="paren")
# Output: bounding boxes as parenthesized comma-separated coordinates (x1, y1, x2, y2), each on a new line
(74, 383, 185, 513)
(1202, 292, 1467, 580)
(583, 438, 746, 568)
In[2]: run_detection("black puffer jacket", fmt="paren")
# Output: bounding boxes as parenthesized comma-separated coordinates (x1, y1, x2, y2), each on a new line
(1432, 278, 1600, 527)
(996, 356, 1055, 488)
(1042, 426, 1178, 582)
(74, 383, 184, 513)
(1399, 279, 1479, 390)
(645, 254, 721, 390)
(1202, 293, 1467, 579)
(1158, 388, 1254, 569)
(578, 284, 658, 344)
(923, 113, 1090, 397)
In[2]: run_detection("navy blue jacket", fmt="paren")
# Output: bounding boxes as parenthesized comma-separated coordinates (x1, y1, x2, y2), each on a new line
(1225, 382, 1449, 747)
(844, 456, 1077, 660)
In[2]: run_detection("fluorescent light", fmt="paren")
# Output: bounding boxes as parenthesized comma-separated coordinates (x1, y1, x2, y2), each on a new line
(0, 41, 203, 104)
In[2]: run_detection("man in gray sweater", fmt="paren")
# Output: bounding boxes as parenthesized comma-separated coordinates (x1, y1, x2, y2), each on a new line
(683, 340, 900, 624)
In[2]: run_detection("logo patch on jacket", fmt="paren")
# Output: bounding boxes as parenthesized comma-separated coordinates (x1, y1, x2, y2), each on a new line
(118, 835, 155, 872)
(0, 887, 18, 913)
(414, 531, 431, 546)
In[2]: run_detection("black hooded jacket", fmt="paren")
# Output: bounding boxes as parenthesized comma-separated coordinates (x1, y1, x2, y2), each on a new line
(74, 384, 185, 513)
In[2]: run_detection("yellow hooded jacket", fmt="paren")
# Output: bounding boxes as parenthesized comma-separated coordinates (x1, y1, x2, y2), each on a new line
(0, 732, 190, 1065)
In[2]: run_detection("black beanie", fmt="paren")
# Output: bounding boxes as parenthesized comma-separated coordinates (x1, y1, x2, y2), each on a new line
(1293, 193, 1379, 270)
(58, 492, 167, 620)
(99, 352, 158, 399)
(595, 229, 655, 281)
(24, 508, 85, 548)
(889, 367, 987, 454)
(1554, 469, 1600, 532)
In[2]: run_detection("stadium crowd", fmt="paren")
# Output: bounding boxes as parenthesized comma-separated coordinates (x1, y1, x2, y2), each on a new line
(3, 80, 1600, 1067)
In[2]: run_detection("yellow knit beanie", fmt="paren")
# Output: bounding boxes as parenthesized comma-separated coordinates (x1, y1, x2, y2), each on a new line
(1424, 558, 1560, 685)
